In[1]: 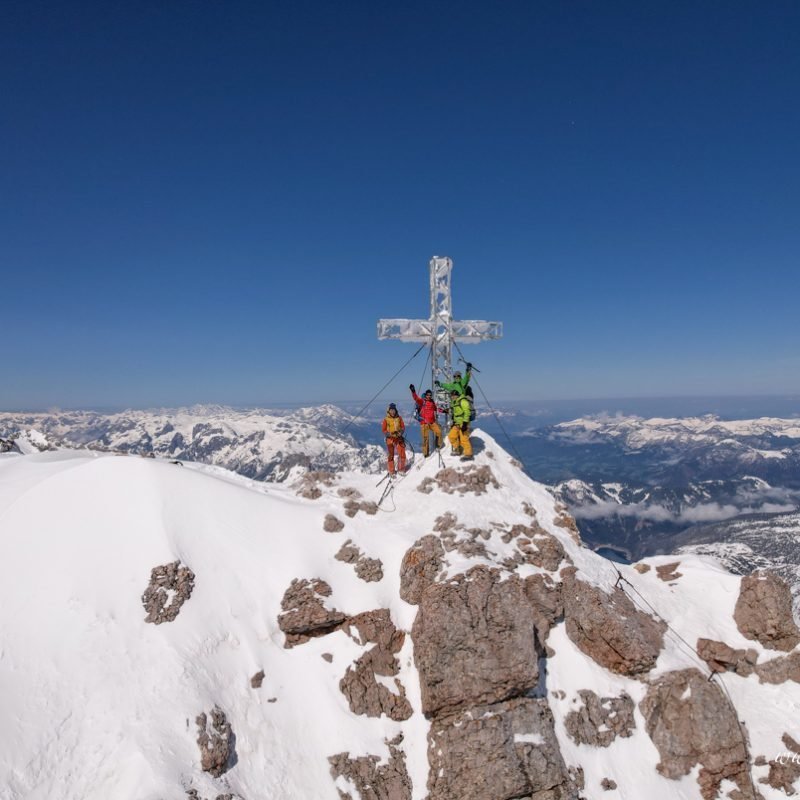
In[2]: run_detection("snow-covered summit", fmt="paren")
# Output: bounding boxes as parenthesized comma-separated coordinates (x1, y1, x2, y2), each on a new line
(1, 432, 798, 799)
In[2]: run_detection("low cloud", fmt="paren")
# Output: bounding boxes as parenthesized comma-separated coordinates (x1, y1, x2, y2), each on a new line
(570, 483, 800, 526)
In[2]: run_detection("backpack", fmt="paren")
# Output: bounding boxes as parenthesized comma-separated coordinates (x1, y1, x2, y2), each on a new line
(463, 387, 477, 422)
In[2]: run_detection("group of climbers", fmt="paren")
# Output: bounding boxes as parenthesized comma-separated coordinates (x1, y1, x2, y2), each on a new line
(380, 363, 475, 476)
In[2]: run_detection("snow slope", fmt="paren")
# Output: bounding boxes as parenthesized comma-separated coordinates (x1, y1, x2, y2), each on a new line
(0, 434, 798, 799)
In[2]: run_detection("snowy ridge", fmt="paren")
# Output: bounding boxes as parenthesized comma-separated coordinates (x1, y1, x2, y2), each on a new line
(1, 433, 799, 799)
(0, 406, 384, 480)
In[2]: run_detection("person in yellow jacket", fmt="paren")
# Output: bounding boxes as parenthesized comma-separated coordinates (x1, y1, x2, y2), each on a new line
(381, 403, 407, 474)
(447, 389, 473, 461)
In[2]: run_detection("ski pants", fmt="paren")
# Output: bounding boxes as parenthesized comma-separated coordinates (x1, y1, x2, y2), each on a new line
(448, 424, 473, 457)
(386, 436, 407, 474)
(420, 422, 443, 457)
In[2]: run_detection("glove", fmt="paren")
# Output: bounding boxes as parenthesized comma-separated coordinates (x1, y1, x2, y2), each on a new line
(466, 362, 473, 370)
(461, 423, 468, 432)
(434, 380, 440, 386)
(409, 383, 415, 392)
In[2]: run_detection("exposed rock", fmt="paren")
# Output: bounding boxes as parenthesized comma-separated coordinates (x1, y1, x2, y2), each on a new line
(552, 503, 582, 543)
(512, 524, 566, 571)
(759, 733, 800, 795)
(601, 778, 617, 791)
(640, 668, 754, 800)
(634, 563, 652, 574)
(340, 610, 411, 721)
(343, 498, 379, 517)
(322, 652, 333, 663)
(564, 689, 636, 747)
(141, 561, 195, 624)
(278, 578, 346, 648)
(399, 535, 445, 605)
(250, 670, 265, 689)
(697, 638, 758, 677)
(523, 573, 564, 649)
(335, 540, 384, 583)
(418, 465, 500, 496)
(337, 486, 362, 499)
(427, 697, 580, 800)
(656, 561, 683, 582)
(412, 566, 539, 717)
(734, 570, 800, 652)
(295, 470, 336, 499)
(186, 790, 241, 800)
(562, 573, 666, 676)
(433, 512, 459, 532)
(754, 651, 800, 684)
(196, 706, 235, 778)
(323, 514, 345, 532)
(329, 736, 411, 800)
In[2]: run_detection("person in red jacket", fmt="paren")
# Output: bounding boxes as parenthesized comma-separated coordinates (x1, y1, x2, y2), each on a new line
(381, 403, 407, 475)
(409, 384, 444, 457)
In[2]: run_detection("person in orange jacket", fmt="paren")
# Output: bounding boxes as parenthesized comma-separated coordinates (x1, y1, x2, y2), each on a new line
(381, 403, 407, 475)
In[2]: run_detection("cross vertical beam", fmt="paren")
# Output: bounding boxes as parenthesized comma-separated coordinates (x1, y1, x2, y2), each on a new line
(377, 255, 502, 402)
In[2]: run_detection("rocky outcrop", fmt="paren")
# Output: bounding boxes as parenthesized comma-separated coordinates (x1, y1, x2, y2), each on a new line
(696, 638, 758, 676)
(640, 668, 754, 799)
(399, 535, 445, 605)
(323, 514, 345, 532)
(513, 525, 566, 571)
(523, 573, 564, 651)
(562, 571, 666, 676)
(564, 689, 636, 747)
(759, 733, 800, 795)
(339, 610, 411, 721)
(250, 670, 265, 689)
(196, 706, 235, 778)
(141, 561, 195, 624)
(278, 578, 346, 647)
(295, 471, 336, 499)
(412, 566, 540, 718)
(417, 465, 500, 496)
(343, 499, 379, 517)
(427, 698, 581, 800)
(335, 540, 384, 583)
(656, 562, 683, 582)
(328, 735, 411, 800)
(734, 570, 800, 652)
(754, 651, 800, 684)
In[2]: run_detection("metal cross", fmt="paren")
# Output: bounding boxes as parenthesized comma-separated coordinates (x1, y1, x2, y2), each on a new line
(377, 256, 502, 398)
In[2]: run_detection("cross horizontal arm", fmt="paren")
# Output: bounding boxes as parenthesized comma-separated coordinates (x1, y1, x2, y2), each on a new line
(377, 319, 433, 341)
(451, 321, 503, 342)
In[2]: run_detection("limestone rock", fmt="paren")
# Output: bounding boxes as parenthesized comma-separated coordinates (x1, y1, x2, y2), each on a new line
(640, 668, 754, 799)
(564, 689, 636, 747)
(601, 777, 617, 790)
(523, 573, 564, 649)
(562, 574, 666, 676)
(427, 697, 580, 800)
(734, 570, 800, 652)
(335, 540, 384, 583)
(759, 733, 800, 795)
(417, 465, 500, 496)
(340, 610, 411, 722)
(196, 706, 235, 778)
(141, 561, 195, 624)
(656, 562, 683, 582)
(329, 736, 411, 800)
(399, 535, 445, 605)
(754, 651, 800, 684)
(278, 578, 346, 648)
(512, 524, 566, 571)
(323, 514, 345, 532)
(697, 638, 758, 677)
(412, 566, 539, 717)
(343, 499, 379, 518)
(250, 670, 265, 689)
(634, 563, 651, 574)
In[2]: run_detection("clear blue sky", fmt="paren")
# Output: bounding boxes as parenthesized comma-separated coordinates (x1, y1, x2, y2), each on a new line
(2, 1, 799, 409)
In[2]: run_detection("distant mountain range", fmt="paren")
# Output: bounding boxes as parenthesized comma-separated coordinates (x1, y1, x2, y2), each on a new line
(0, 405, 384, 481)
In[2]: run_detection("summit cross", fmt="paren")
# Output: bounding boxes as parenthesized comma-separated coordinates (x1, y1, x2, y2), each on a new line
(377, 255, 502, 397)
